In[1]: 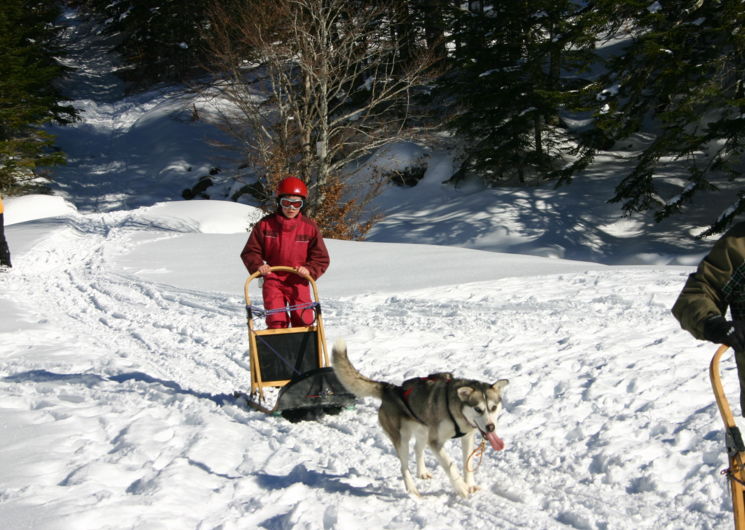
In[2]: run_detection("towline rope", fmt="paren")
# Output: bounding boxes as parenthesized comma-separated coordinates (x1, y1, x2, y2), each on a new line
(466, 438, 487, 472)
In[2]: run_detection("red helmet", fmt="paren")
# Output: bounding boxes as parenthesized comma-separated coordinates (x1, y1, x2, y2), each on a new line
(276, 176, 308, 198)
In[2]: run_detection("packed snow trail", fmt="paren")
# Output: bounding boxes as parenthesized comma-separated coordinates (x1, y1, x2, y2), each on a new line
(0, 207, 737, 529)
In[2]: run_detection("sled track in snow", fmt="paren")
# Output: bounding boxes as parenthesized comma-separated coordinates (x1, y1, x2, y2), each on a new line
(8, 217, 250, 396)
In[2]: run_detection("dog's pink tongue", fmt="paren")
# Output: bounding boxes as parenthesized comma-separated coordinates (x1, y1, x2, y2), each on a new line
(485, 431, 505, 451)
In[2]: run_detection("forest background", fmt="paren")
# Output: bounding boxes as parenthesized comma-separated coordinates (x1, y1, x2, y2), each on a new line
(3, 0, 744, 238)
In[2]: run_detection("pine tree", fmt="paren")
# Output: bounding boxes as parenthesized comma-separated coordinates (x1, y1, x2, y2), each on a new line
(0, 0, 76, 192)
(82, 0, 214, 89)
(585, 0, 745, 234)
(440, 0, 598, 185)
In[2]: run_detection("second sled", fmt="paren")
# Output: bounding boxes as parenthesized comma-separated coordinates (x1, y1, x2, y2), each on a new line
(711, 344, 745, 529)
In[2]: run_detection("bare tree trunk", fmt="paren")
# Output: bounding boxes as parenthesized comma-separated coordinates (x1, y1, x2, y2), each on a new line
(418, 0, 447, 62)
(534, 115, 543, 157)
(313, 0, 330, 209)
(391, 0, 416, 72)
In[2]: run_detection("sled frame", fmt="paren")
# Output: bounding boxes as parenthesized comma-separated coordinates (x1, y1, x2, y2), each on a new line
(710, 344, 745, 530)
(244, 266, 330, 406)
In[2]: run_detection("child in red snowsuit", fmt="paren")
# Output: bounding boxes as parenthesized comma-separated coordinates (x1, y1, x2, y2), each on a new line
(240, 177, 330, 328)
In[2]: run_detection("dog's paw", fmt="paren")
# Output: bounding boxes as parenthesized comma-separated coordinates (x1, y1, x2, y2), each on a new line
(455, 486, 469, 498)
(406, 486, 422, 498)
(404, 474, 421, 497)
(453, 479, 481, 498)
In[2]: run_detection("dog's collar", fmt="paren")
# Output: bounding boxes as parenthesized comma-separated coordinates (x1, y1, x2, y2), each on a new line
(399, 377, 467, 438)
(445, 384, 466, 438)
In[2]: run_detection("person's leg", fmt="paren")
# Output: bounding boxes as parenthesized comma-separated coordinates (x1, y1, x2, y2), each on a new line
(289, 282, 314, 327)
(262, 280, 289, 328)
(0, 213, 11, 267)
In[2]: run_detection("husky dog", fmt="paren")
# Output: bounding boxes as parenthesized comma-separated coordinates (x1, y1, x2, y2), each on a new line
(332, 339, 508, 498)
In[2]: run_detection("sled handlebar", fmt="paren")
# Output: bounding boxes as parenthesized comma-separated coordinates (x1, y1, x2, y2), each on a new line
(244, 266, 320, 306)
(711, 344, 735, 430)
(709, 344, 745, 529)
(246, 265, 313, 282)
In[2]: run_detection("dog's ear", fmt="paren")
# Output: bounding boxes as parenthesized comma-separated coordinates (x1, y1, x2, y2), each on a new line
(491, 379, 509, 392)
(456, 386, 474, 401)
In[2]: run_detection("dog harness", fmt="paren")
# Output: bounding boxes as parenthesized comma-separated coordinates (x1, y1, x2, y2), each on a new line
(400, 374, 466, 438)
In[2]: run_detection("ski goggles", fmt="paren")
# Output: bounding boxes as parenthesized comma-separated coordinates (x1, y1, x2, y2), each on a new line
(279, 197, 304, 209)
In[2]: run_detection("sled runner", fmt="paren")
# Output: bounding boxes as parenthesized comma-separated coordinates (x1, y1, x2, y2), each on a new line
(238, 266, 354, 422)
(710, 344, 745, 529)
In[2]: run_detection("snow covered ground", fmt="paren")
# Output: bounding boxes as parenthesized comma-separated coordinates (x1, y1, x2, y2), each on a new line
(0, 194, 733, 530)
(0, 8, 740, 529)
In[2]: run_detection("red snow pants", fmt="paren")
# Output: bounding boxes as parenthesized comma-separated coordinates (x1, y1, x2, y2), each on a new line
(262, 276, 314, 329)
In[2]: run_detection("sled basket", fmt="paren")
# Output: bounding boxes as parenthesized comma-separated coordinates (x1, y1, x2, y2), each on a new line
(710, 344, 745, 529)
(275, 367, 355, 422)
(240, 266, 354, 420)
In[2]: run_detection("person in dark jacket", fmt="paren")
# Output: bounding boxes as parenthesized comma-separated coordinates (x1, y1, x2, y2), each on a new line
(0, 196, 11, 269)
(240, 177, 330, 328)
(672, 221, 745, 414)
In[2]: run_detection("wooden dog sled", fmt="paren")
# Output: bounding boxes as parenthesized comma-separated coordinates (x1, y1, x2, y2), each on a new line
(237, 266, 354, 422)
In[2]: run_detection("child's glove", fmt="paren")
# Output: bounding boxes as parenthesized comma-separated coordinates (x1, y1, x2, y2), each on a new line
(703, 315, 745, 352)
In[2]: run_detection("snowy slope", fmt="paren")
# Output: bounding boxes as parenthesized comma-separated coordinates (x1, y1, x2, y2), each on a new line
(0, 198, 734, 530)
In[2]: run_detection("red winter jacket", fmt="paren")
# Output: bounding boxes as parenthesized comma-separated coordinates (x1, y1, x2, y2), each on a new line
(240, 212, 330, 281)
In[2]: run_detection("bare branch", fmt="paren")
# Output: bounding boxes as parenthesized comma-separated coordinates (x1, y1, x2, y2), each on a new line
(202, 0, 439, 235)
